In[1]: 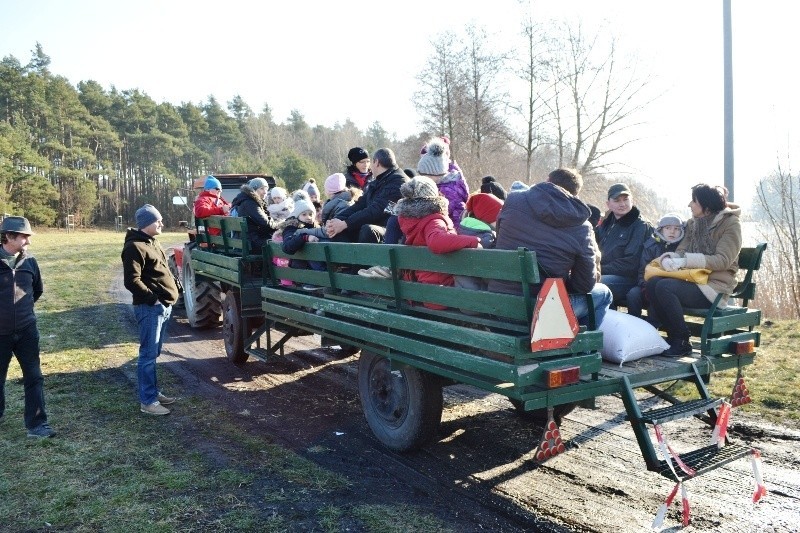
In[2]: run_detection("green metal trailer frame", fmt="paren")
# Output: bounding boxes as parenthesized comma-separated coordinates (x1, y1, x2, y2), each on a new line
(187, 216, 766, 483)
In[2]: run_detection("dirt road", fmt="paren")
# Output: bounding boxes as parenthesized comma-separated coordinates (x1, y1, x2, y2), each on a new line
(113, 271, 800, 532)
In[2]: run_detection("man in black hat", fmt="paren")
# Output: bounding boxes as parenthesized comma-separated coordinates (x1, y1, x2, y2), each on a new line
(121, 205, 180, 416)
(595, 183, 652, 305)
(0, 216, 55, 438)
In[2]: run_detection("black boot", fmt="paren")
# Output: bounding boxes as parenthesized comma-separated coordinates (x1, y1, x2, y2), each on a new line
(662, 337, 692, 357)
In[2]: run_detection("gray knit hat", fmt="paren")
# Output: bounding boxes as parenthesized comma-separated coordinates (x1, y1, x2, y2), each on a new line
(417, 139, 449, 176)
(291, 198, 315, 218)
(135, 204, 161, 229)
(401, 176, 439, 200)
(248, 177, 269, 190)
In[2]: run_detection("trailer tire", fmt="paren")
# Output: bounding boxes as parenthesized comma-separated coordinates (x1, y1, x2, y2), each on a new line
(509, 399, 577, 426)
(182, 248, 222, 329)
(358, 351, 442, 452)
(223, 290, 249, 365)
(167, 253, 184, 309)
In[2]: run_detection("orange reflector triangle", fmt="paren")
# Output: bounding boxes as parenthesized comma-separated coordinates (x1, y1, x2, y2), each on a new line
(531, 278, 579, 351)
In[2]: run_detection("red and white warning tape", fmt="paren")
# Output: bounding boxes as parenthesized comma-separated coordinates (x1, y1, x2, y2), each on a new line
(710, 400, 732, 448)
(751, 449, 768, 503)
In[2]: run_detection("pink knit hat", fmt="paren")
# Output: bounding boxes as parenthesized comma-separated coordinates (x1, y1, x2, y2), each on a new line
(324, 173, 347, 197)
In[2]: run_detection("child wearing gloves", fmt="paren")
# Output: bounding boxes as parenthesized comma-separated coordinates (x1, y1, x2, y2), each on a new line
(626, 213, 685, 320)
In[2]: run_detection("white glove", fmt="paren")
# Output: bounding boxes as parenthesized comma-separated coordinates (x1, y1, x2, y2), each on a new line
(661, 257, 687, 272)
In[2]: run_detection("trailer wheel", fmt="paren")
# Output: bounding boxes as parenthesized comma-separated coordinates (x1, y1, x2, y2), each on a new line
(358, 351, 442, 452)
(223, 290, 249, 365)
(508, 399, 577, 426)
(167, 253, 184, 309)
(182, 248, 222, 328)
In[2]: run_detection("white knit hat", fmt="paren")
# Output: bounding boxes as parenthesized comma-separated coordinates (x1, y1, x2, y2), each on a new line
(417, 139, 448, 176)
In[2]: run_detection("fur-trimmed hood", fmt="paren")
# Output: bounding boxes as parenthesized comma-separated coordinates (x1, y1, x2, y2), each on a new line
(396, 195, 448, 219)
(231, 185, 265, 210)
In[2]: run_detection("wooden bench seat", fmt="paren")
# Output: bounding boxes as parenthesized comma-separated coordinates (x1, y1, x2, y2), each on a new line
(261, 241, 604, 401)
(683, 243, 766, 355)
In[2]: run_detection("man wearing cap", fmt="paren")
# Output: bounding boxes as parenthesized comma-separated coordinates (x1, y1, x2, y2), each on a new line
(230, 177, 279, 251)
(488, 169, 612, 326)
(0, 216, 55, 438)
(326, 148, 408, 244)
(121, 205, 180, 416)
(193, 175, 231, 236)
(595, 183, 653, 306)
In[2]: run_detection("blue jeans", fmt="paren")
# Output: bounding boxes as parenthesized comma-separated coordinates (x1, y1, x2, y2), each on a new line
(134, 303, 172, 405)
(600, 274, 636, 305)
(0, 323, 47, 429)
(569, 283, 613, 328)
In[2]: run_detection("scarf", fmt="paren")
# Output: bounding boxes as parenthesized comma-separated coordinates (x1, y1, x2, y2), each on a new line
(350, 170, 369, 189)
(686, 213, 717, 255)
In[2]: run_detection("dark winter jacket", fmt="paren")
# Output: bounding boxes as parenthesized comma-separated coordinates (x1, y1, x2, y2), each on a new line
(636, 235, 681, 287)
(279, 217, 317, 255)
(0, 250, 43, 335)
(121, 229, 180, 307)
(595, 206, 652, 279)
(488, 181, 598, 295)
(337, 167, 408, 233)
(230, 185, 279, 250)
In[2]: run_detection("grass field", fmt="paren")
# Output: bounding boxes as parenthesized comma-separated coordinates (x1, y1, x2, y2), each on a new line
(0, 230, 448, 532)
(1, 230, 797, 531)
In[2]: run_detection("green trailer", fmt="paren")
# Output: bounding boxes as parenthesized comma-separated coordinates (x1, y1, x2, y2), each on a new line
(187, 215, 766, 487)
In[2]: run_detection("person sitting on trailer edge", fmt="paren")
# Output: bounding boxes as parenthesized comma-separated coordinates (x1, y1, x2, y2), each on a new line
(488, 168, 612, 326)
(229, 177, 279, 252)
(193, 175, 231, 236)
(396, 176, 481, 309)
(646, 184, 741, 356)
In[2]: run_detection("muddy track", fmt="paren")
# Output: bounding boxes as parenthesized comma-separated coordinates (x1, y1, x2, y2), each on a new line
(112, 265, 800, 532)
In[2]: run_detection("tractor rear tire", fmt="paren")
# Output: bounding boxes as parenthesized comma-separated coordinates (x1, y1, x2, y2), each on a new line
(182, 248, 222, 329)
(358, 351, 442, 452)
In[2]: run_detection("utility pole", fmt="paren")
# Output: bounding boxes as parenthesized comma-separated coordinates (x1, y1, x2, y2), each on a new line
(723, 0, 734, 200)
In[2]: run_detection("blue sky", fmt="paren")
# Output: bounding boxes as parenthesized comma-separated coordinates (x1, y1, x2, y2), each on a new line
(2, 0, 798, 211)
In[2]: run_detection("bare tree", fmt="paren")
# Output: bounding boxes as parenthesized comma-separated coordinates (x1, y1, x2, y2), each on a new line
(461, 25, 507, 176)
(505, 15, 552, 182)
(413, 32, 467, 156)
(545, 23, 652, 176)
(755, 164, 800, 318)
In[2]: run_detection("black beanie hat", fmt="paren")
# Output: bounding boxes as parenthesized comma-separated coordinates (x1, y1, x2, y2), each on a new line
(348, 147, 369, 165)
(480, 176, 507, 200)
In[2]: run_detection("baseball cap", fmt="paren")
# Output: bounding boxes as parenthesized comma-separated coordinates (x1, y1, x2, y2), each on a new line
(607, 183, 632, 200)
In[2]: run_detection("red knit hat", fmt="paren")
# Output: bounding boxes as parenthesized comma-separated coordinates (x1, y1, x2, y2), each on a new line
(465, 193, 503, 224)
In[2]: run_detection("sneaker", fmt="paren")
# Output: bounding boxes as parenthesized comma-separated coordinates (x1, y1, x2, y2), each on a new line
(27, 423, 56, 438)
(157, 392, 176, 405)
(140, 401, 170, 416)
(301, 284, 322, 291)
(661, 339, 693, 357)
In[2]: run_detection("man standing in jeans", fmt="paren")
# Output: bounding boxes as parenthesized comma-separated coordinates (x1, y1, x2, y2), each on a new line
(0, 216, 55, 437)
(121, 204, 180, 415)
